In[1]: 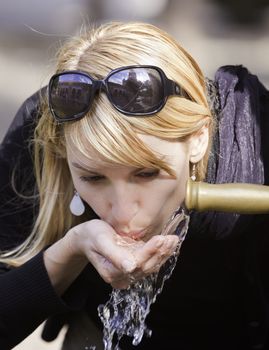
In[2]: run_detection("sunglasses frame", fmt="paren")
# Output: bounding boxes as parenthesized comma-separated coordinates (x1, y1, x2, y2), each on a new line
(48, 65, 183, 123)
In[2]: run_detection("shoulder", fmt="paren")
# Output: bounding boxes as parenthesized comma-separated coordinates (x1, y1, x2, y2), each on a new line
(0, 87, 47, 162)
(214, 65, 268, 97)
(215, 64, 250, 78)
(0, 86, 46, 178)
(2, 87, 46, 143)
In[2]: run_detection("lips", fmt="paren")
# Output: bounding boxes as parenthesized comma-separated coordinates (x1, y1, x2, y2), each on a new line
(117, 229, 147, 241)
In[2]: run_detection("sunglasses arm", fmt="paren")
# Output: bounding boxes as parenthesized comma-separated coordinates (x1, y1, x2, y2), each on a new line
(167, 79, 184, 96)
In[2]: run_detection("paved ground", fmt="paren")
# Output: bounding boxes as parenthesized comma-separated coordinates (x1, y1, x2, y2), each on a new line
(12, 324, 66, 350)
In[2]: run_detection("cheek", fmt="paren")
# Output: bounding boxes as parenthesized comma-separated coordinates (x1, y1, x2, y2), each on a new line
(77, 185, 109, 220)
(150, 177, 185, 211)
(142, 180, 184, 221)
(148, 167, 189, 224)
(70, 174, 104, 212)
(157, 161, 188, 202)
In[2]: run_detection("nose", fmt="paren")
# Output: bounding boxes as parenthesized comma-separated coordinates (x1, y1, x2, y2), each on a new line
(109, 184, 139, 226)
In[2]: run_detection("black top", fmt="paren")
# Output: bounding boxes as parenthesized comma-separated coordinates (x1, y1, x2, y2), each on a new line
(1, 66, 269, 350)
(0, 91, 107, 349)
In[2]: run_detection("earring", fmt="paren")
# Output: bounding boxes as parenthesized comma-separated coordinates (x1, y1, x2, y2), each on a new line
(190, 163, 197, 181)
(69, 191, 85, 216)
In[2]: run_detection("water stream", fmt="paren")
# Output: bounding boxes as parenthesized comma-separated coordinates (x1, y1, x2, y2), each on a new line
(97, 207, 190, 350)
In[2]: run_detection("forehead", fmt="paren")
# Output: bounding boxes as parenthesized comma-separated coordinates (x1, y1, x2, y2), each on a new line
(137, 134, 188, 157)
(66, 133, 188, 172)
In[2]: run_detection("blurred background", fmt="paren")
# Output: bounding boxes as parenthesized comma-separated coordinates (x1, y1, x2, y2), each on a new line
(1, 0, 269, 348)
(1, 0, 269, 142)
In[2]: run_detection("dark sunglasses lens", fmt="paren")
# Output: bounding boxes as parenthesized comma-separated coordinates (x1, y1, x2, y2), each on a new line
(50, 73, 93, 119)
(107, 68, 164, 114)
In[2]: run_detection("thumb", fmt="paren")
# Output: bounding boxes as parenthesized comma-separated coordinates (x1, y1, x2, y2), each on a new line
(92, 221, 138, 273)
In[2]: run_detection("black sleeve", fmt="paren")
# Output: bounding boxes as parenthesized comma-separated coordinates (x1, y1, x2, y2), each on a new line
(0, 92, 97, 348)
(0, 247, 97, 349)
(0, 251, 69, 350)
(0, 91, 66, 349)
(0, 90, 41, 253)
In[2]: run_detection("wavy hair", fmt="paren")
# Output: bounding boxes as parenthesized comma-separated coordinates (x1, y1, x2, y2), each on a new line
(1, 21, 213, 265)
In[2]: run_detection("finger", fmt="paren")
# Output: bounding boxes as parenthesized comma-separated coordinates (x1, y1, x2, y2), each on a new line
(94, 258, 134, 290)
(89, 224, 139, 273)
(133, 235, 178, 267)
(144, 240, 179, 273)
(132, 236, 178, 280)
(89, 252, 124, 283)
(101, 240, 138, 273)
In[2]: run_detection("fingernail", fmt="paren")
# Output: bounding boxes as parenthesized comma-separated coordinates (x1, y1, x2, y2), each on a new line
(122, 259, 136, 273)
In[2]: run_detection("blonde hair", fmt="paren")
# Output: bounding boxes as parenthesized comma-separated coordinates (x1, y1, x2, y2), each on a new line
(1, 21, 213, 266)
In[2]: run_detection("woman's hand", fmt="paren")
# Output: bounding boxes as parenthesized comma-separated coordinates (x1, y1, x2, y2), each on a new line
(71, 219, 179, 289)
(44, 219, 179, 294)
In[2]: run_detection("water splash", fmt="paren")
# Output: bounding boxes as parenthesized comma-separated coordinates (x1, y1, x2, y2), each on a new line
(98, 207, 189, 350)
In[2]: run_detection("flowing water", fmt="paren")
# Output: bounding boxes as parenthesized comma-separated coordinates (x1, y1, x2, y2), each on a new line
(97, 207, 190, 350)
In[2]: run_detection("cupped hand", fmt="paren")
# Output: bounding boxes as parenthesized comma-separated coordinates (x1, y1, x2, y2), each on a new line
(69, 219, 179, 289)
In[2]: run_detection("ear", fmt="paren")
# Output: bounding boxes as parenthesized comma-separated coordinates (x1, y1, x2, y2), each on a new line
(188, 126, 209, 163)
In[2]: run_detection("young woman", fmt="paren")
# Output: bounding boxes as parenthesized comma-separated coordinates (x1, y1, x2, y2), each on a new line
(0, 21, 268, 350)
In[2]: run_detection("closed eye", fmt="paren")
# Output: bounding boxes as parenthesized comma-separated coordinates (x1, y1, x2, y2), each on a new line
(136, 169, 160, 179)
(79, 175, 105, 182)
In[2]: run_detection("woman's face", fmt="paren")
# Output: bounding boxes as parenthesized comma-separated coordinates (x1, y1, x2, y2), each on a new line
(67, 134, 191, 241)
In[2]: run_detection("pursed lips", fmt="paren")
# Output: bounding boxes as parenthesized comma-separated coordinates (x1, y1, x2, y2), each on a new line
(116, 229, 148, 241)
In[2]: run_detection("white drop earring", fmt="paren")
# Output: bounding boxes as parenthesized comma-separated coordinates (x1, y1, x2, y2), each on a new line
(69, 191, 85, 216)
(190, 163, 197, 181)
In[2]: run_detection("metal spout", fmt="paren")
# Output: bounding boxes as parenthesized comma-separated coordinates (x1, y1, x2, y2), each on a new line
(185, 179, 269, 214)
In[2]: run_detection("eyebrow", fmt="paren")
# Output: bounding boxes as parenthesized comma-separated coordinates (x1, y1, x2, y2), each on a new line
(71, 161, 154, 174)
(71, 162, 102, 173)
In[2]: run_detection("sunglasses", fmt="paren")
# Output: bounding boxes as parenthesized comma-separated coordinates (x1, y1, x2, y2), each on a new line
(48, 65, 185, 122)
